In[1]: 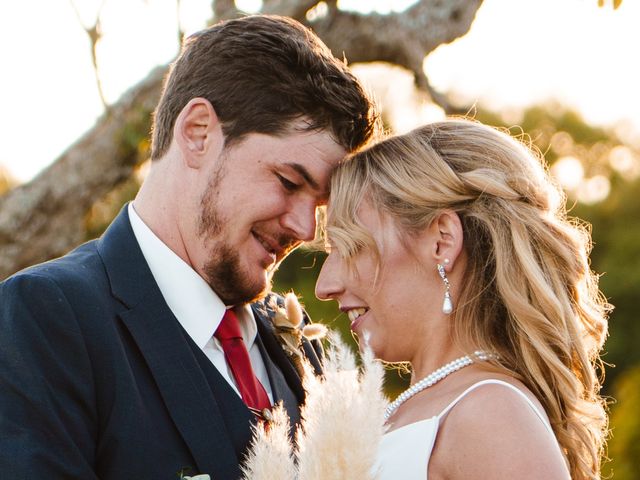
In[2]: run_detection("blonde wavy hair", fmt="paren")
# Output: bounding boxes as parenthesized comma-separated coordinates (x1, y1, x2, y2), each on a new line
(324, 119, 609, 479)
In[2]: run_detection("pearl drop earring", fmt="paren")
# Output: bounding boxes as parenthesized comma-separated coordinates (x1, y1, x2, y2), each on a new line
(437, 258, 453, 314)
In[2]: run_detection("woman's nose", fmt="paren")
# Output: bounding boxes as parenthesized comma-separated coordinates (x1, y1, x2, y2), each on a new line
(315, 251, 344, 301)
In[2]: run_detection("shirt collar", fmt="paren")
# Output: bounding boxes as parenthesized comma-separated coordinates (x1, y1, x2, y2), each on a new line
(127, 203, 257, 349)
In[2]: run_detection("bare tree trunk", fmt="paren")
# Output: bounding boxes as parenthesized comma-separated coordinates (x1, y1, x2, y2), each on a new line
(0, 68, 163, 278)
(0, 0, 482, 280)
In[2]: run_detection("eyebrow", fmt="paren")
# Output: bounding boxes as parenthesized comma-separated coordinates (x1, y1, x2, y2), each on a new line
(284, 162, 321, 191)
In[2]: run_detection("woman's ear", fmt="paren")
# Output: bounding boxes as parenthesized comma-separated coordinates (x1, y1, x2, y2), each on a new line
(418, 211, 464, 271)
(173, 97, 224, 168)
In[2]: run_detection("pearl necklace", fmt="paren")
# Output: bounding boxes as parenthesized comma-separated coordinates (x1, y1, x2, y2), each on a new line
(384, 351, 492, 421)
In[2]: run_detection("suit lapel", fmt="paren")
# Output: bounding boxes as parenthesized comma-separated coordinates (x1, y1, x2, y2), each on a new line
(253, 329, 301, 425)
(121, 304, 243, 478)
(97, 206, 241, 479)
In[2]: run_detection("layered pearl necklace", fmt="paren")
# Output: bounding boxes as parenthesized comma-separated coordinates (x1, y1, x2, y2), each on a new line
(384, 351, 492, 421)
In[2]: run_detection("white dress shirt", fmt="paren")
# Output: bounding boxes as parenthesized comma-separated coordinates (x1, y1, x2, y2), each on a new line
(128, 203, 273, 402)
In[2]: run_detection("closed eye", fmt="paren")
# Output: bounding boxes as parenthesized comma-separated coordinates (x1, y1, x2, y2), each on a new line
(276, 173, 300, 192)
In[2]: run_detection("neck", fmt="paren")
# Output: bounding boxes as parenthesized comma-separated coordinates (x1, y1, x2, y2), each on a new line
(409, 344, 467, 385)
(133, 162, 192, 266)
(384, 351, 493, 421)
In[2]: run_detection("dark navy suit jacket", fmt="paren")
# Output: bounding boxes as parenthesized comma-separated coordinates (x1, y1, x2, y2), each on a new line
(0, 206, 321, 479)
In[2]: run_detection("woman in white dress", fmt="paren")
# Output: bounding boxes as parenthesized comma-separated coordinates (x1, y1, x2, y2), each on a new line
(315, 119, 609, 480)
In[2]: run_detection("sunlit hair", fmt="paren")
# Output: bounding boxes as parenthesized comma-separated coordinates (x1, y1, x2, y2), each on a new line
(325, 119, 609, 479)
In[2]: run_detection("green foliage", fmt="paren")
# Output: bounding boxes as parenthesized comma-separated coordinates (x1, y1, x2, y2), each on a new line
(118, 108, 152, 154)
(115, 105, 153, 164)
(604, 365, 640, 479)
(84, 104, 152, 240)
(84, 172, 142, 240)
(573, 177, 640, 389)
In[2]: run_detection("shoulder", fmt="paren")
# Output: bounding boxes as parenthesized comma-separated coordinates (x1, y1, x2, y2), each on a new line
(2, 240, 106, 296)
(1, 241, 110, 333)
(443, 379, 547, 430)
(432, 379, 569, 479)
(0, 263, 98, 382)
(1, 268, 84, 336)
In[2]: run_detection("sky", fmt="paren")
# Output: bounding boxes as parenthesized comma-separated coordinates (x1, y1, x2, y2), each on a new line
(0, 0, 638, 183)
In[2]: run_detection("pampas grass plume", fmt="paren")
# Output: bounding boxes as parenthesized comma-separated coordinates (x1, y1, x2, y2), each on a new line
(242, 331, 387, 479)
(296, 333, 388, 480)
(241, 404, 297, 480)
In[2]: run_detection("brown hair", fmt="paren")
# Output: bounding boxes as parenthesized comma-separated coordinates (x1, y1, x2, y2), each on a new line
(151, 15, 378, 159)
(326, 119, 609, 480)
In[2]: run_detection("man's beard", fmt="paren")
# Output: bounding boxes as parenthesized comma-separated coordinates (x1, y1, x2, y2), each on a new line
(197, 169, 284, 306)
(203, 242, 274, 306)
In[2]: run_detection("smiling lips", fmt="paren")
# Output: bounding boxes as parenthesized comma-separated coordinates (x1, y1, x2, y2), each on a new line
(252, 230, 299, 266)
(346, 307, 368, 331)
(252, 231, 279, 264)
(254, 231, 280, 256)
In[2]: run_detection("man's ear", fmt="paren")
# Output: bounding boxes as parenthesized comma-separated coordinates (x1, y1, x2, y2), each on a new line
(173, 97, 224, 168)
(417, 211, 464, 271)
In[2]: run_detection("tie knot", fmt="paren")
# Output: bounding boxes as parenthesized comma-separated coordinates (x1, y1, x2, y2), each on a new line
(214, 309, 243, 341)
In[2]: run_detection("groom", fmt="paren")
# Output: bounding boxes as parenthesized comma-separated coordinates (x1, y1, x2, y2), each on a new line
(0, 15, 376, 479)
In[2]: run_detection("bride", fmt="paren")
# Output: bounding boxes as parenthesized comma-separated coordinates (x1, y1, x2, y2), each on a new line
(241, 119, 608, 480)
(314, 119, 608, 480)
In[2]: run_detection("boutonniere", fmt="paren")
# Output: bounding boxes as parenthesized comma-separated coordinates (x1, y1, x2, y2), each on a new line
(269, 292, 327, 378)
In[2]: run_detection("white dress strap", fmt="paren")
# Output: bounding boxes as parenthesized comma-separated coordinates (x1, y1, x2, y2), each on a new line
(436, 379, 554, 436)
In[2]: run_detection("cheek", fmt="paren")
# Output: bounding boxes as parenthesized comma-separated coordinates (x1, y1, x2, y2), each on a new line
(381, 255, 425, 306)
(257, 189, 291, 220)
(362, 305, 390, 341)
(368, 292, 414, 341)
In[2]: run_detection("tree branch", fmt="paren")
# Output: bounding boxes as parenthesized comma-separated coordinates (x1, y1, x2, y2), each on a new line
(261, 0, 319, 18)
(307, 0, 482, 111)
(212, 0, 239, 22)
(69, 0, 109, 110)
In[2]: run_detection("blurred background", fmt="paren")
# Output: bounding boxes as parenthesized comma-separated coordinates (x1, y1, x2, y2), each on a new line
(1, 0, 638, 477)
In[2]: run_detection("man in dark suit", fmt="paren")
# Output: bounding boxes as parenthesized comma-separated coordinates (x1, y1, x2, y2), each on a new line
(0, 15, 377, 479)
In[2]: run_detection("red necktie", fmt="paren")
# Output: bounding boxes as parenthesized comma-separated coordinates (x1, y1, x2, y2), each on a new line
(214, 309, 271, 412)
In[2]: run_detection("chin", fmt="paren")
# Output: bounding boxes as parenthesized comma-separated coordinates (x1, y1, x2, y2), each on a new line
(359, 336, 391, 362)
(244, 271, 273, 303)
(203, 252, 272, 305)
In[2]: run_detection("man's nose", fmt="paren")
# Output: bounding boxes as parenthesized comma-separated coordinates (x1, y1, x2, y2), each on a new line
(282, 201, 318, 242)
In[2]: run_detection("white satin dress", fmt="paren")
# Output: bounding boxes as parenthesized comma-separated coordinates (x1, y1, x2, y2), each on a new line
(373, 379, 557, 480)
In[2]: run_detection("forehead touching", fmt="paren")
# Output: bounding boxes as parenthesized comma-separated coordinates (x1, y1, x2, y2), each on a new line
(323, 140, 418, 260)
(276, 122, 347, 196)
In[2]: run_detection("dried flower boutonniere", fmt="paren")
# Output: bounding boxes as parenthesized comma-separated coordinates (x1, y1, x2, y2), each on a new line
(270, 292, 327, 379)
